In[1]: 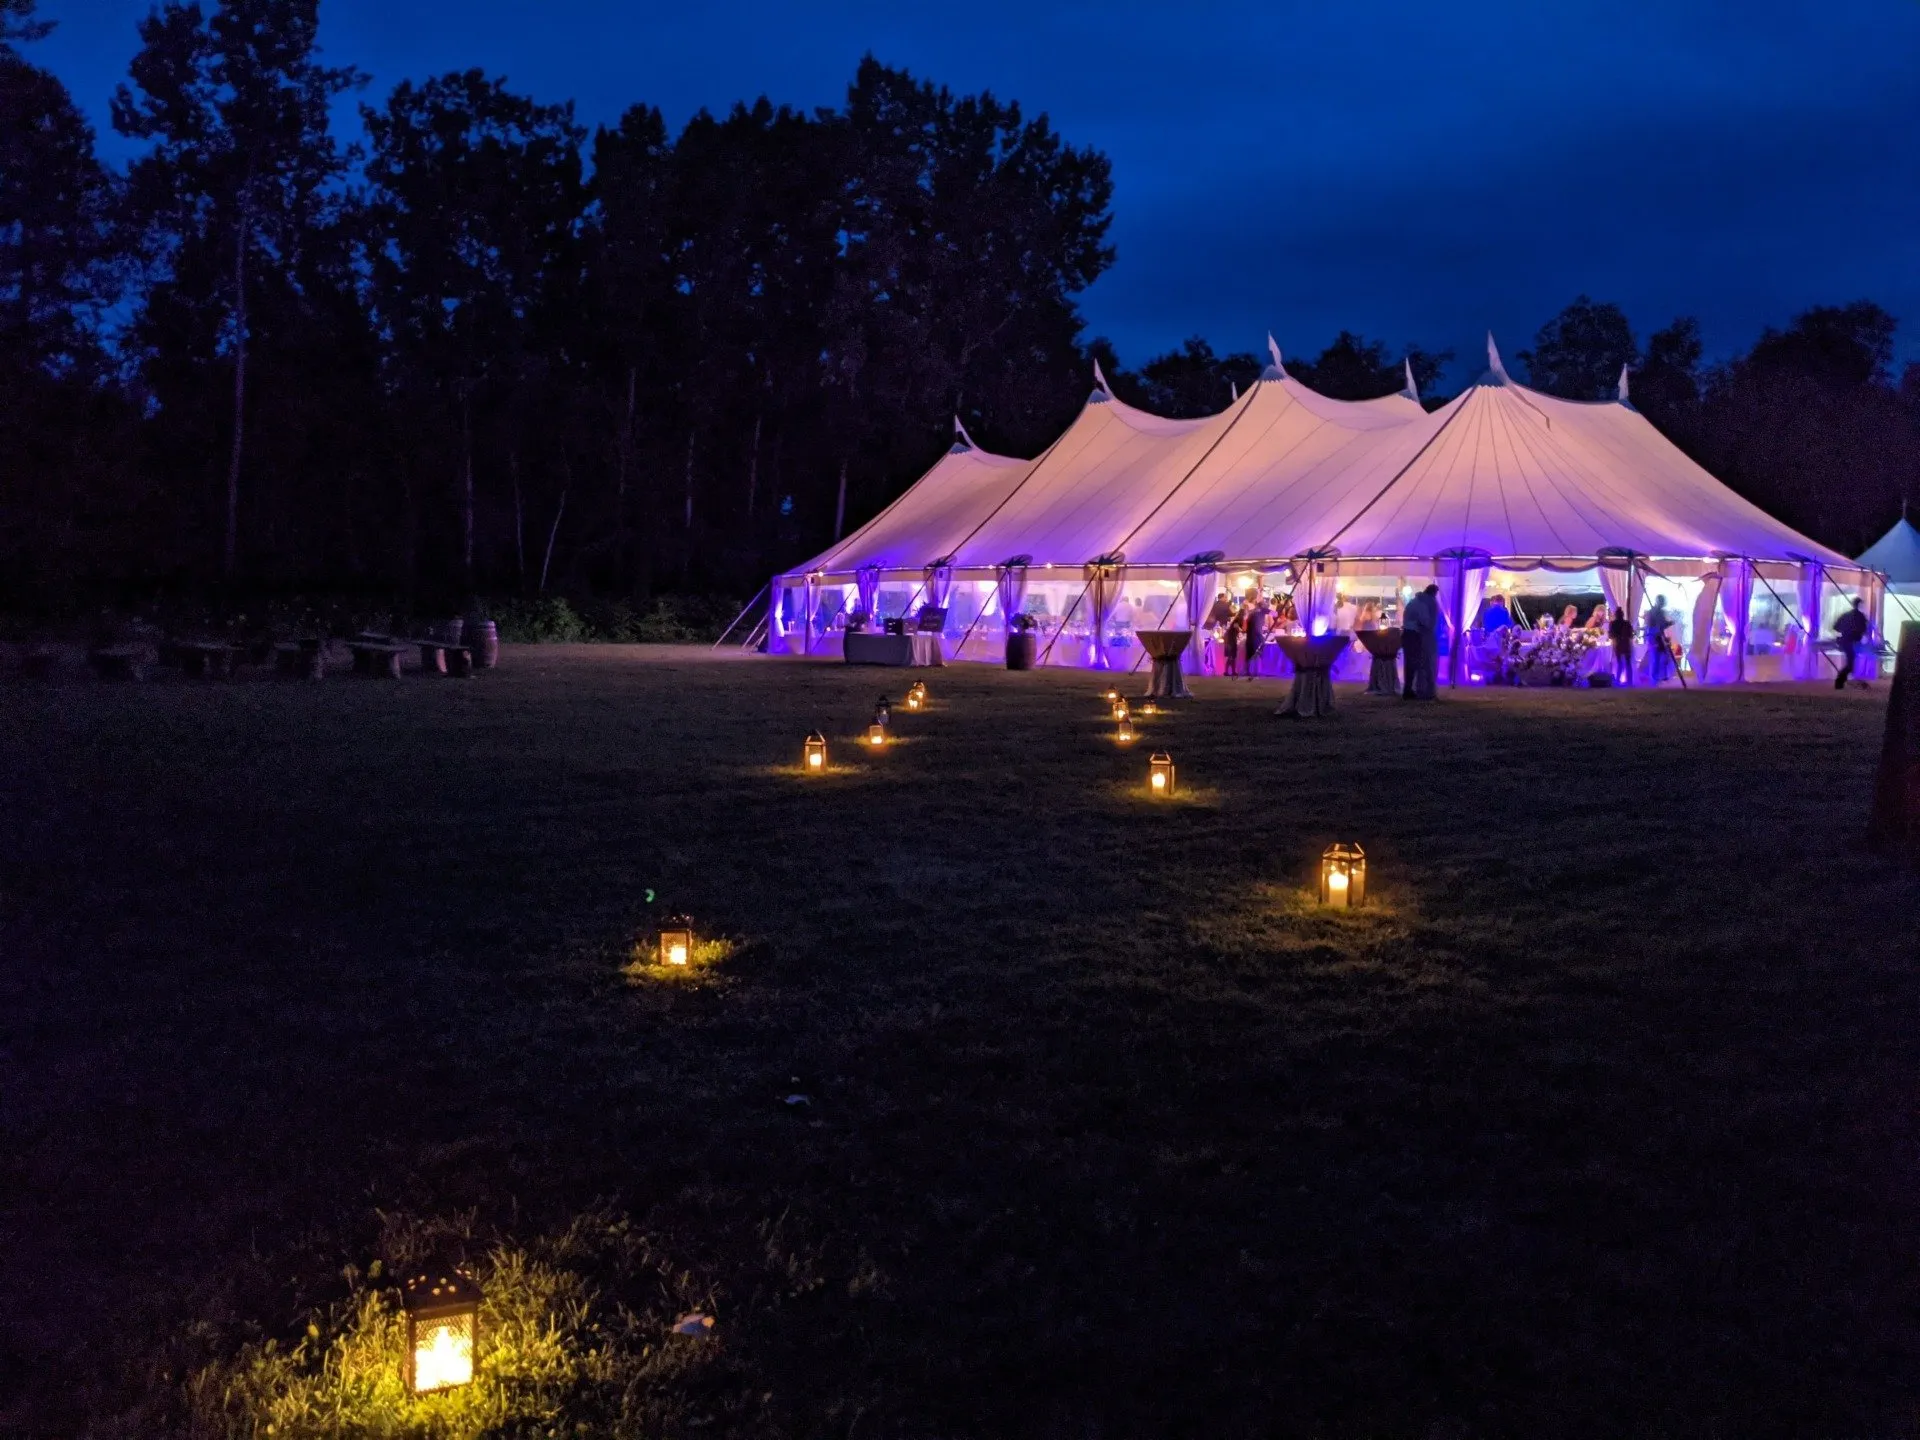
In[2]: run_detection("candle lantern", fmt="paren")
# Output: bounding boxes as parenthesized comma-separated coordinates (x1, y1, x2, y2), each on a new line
(401, 1263, 482, 1393)
(658, 916, 694, 966)
(1148, 751, 1176, 796)
(867, 723, 887, 747)
(906, 681, 927, 710)
(804, 730, 827, 771)
(1318, 843, 1367, 908)
(1116, 715, 1134, 743)
(1112, 700, 1129, 722)
(873, 696, 892, 727)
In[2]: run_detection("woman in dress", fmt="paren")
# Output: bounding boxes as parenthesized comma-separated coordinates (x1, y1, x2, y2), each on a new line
(1585, 601, 1609, 630)
(1560, 603, 1579, 629)
(1222, 603, 1244, 677)
(1357, 599, 1381, 630)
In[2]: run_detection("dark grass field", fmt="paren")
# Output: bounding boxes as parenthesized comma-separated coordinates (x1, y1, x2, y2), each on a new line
(3, 647, 1917, 1437)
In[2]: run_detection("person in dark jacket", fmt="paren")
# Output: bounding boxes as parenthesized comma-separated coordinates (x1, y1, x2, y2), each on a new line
(1222, 604, 1244, 677)
(1401, 585, 1441, 699)
(1244, 596, 1270, 679)
(1833, 597, 1870, 689)
(1607, 606, 1634, 685)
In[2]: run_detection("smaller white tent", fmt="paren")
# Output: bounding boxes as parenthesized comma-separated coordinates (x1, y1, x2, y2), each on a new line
(1859, 513, 1920, 632)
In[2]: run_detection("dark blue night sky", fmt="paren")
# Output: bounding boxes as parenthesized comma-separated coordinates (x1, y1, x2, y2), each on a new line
(36, 0, 1920, 385)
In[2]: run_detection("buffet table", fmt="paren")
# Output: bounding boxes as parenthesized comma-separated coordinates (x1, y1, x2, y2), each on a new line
(843, 631, 943, 666)
(1272, 633, 1352, 717)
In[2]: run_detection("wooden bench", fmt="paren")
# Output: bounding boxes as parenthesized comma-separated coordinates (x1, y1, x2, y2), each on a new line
(274, 640, 327, 679)
(416, 640, 474, 677)
(175, 640, 239, 679)
(348, 640, 409, 678)
(88, 644, 147, 681)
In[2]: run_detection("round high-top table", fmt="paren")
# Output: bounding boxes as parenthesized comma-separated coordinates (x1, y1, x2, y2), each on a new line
(1356, 627, 1404, 696)
(1135, 629, 1194, 699)
(1273, 633, 1351, 717)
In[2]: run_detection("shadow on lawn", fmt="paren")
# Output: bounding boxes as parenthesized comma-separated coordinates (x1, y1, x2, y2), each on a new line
(1, 650, 1916, 1437)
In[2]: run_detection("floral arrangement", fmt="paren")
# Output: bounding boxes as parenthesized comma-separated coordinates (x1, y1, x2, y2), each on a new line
(1496, 624, 1601, 685)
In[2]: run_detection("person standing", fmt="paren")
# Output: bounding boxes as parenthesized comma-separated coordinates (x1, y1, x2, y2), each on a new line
(1644, 596, 1673, 684)
(1608, 606, 1634, 685)
(1245, 594, 1271, 679)
(1402, 584, 1440, 699)
(1833, 596, 1869, 689)
(1222, 603, 1244, 677)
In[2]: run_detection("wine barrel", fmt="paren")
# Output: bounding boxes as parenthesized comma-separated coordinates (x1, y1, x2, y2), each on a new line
(1005, 632, 1036, 671)
(466, 618, 499, 669)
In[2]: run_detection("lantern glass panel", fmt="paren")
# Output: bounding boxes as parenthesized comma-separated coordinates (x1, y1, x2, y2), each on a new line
(1148, 752, 1175, 796)
(867, 724, 886, 746)
(401, 1266, 482, 1393)
(804, 732, 827, 770)
(660, 926, 693, 965)
(1117, 717, 1133, 742)
(1317, 843, 1368, 908)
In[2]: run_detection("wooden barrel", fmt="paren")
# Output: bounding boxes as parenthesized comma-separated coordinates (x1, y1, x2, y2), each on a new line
(1005, 632, 1036, 671)
(466, 618, 499, 668)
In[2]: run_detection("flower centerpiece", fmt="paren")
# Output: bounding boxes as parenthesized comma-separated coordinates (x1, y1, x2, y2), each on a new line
(1497, 625, 1602, 685)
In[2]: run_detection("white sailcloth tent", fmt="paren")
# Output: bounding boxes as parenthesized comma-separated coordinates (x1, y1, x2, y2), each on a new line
(1859, 514, 1920, 633)
(769, 334, 1879, 683)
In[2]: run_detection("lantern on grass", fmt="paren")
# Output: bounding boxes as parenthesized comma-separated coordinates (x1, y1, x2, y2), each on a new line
(906, 681, 927, 710)
(1102, 686, 1120, 705)
(1112, 700, 1130, 722)
(401, 1263, 481, 1393)
(658, 916, 694, 966)
(867, 723, 887, 747)
(873, 696, 892, 727)
(1318, 843, 1367, 908)
(1148, 751, 1176, 796)
(804, 730, 828, 770)
(1116, 715, 1134, 743)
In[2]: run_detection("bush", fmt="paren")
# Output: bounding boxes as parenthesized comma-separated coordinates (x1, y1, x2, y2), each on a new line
(484, 595, 742, 645)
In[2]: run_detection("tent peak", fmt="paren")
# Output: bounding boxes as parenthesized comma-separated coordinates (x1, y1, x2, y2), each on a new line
(1261, 332, 1288, 382)
(1617, 364, 1632, 407)
(1481, 331, 1512, 386)
(1402, 358, 1420, 405)
(1090, 357, 1114, 404)
(950, 414, 977, 454)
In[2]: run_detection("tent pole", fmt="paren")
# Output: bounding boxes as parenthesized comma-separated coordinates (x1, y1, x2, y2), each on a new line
(1036, 580, 1095, 668)
(713, 582, 768, 650)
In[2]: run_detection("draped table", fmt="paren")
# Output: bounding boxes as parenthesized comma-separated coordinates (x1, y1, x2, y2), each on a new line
(1135, 629, 1194, 699)
(1273, 633, 1352, 717)
(1357, 627, 1404, 696)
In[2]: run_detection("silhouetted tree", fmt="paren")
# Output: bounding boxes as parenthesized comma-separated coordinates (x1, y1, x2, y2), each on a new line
(112, 0, 362, 584)
(361, 71, 586, 603)
(1520, 296, 1639, 400)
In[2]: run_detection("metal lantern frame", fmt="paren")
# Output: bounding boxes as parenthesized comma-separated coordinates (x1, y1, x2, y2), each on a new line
(1116, 715, 1134, 743)
(1112, 700, 1130, 722)
(873, 696, 892, 727)
(866, 723, 888, 747)
(400, 1263, 483, 1393)
(1148, 751, 1176, 796)
(1318, 842, 1368, 908)
(658, 916, 694, 966)
(906, 681, 928, 710)
(804, 730, 827, 771)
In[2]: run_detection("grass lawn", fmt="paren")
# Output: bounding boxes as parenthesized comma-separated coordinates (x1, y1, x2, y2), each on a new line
(3, 647, 1916, 1437)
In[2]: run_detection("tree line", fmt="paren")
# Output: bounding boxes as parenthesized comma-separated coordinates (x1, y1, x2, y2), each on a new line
(3, 0, 1915, 617)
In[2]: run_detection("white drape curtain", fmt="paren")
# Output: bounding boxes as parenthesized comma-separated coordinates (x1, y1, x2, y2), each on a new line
(995, 565, 1028, 634)
(768, 579, 787, 648)
(924, 564, 953, 609)
(1086, 562, 1128, 670)
(1435, 553, 1488, 685)
(1723, 560, 1753, 682)
(1689, 569, 1724, 682)
(1183, 568, 1212, 639)
(1599, 562, 1645, 636)
(1796, 564, 1824, 679)
(803, 576, 819, 654)
(855, 565, 881, 620)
